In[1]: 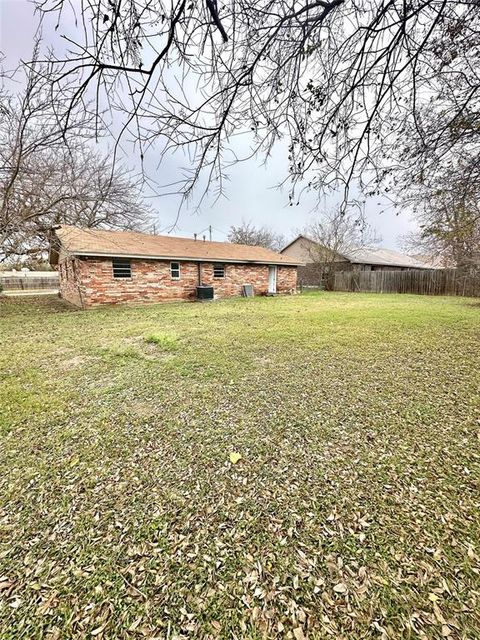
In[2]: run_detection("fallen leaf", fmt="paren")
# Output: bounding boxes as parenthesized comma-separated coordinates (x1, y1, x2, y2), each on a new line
(293, 627, 306, 640)
(433, 603, 446, 624)
(333, 583, 348, 594)
(91, 623, 107, 636)
(229, 452, 242, 464)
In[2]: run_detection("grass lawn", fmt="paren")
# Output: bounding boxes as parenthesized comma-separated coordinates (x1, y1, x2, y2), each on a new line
(0, 292, 479, 639)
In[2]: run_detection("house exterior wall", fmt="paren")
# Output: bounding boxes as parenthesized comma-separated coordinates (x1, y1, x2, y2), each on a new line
(198, 263, 296, 299)
(276, 265, 298, 292)
(282, 236, 346, 265)
(282, 237, 351, 286)
(281, 237, 316, 262)
(58, 256, 297, 307)
(58, 256, 85, 307)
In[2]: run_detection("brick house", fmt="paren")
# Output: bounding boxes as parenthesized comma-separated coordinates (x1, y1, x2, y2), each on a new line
(49, 226, 302, 308)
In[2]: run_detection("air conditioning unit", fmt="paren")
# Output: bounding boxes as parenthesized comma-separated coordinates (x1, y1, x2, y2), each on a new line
(196, 285, 214, 300)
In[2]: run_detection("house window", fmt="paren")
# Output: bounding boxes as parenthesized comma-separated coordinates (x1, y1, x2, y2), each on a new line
(213, 264, 225, 278)
(112, 257, 132, 278)
(170, 262, 180, 279)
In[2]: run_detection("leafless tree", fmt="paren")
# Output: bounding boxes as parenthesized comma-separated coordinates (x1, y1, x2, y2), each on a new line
(400, 164, 480, 270)
(228, 220, 286, 251)
(390, 56, 480, 271)
(0, 57, 152, 262)
(303, 209, 380, 288)
(31, 0, 480, 206)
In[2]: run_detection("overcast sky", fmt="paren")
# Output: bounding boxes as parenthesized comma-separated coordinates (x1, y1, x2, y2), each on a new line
(0, 0, 418, 248)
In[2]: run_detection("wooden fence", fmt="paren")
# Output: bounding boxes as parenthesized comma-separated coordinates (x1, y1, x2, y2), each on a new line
(0, 274, 59, 291)
(333, 269, 480, 297)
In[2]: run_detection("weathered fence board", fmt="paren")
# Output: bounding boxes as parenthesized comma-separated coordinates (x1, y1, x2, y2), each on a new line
(0, 274, 59, 291)
(333, 269, 480, 298)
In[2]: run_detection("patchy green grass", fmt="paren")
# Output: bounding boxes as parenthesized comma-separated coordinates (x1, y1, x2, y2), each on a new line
(0, 292, 479, 639)
(144, 332, 179, 351)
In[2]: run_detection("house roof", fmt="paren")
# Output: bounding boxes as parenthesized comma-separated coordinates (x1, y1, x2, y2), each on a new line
(51, 225, 303, 266)
(343, 247, 433, 269)
(409, 253, 453, 269)
(281, 235, 433, 269)
(280, 235, 313, 254)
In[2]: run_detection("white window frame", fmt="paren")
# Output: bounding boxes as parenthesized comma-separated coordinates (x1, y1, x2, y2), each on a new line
(170, 261, 181, 280)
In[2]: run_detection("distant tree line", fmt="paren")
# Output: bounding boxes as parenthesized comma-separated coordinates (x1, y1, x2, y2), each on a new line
(227, 221, 286, 252)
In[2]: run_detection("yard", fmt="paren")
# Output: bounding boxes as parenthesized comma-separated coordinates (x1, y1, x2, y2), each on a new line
(0, 292, 479, 639)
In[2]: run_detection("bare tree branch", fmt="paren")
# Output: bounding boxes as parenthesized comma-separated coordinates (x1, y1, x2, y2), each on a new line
(228, 220, 287, 251)
(0, 56, 152, 262)
(22, 0, 480, 211)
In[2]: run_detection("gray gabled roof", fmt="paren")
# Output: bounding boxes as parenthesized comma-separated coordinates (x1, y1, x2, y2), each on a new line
(343, 247, 433, 269)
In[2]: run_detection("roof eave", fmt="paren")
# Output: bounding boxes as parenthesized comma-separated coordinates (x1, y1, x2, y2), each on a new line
(283, 235, 349, 261)
(67, 250, 304, 267)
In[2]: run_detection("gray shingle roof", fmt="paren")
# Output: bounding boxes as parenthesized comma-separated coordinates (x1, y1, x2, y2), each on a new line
(343, 247, 433, 269)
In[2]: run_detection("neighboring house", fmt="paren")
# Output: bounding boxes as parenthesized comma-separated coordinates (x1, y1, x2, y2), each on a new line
(49, 225, 302, 307)
(281, 235, 433, 285)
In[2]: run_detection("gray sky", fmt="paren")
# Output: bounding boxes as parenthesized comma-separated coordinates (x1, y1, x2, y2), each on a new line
(0, 0, 417, 248)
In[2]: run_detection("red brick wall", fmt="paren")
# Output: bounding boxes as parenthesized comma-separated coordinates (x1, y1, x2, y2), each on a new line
(58, 256, 85, 307)
(277, 265, 298, 293)
(198, 263, 297, 298)
(58, 256, 297, 307)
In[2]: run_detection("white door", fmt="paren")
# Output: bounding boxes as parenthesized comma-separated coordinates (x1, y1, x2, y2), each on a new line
(268, 266, 277, 293)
